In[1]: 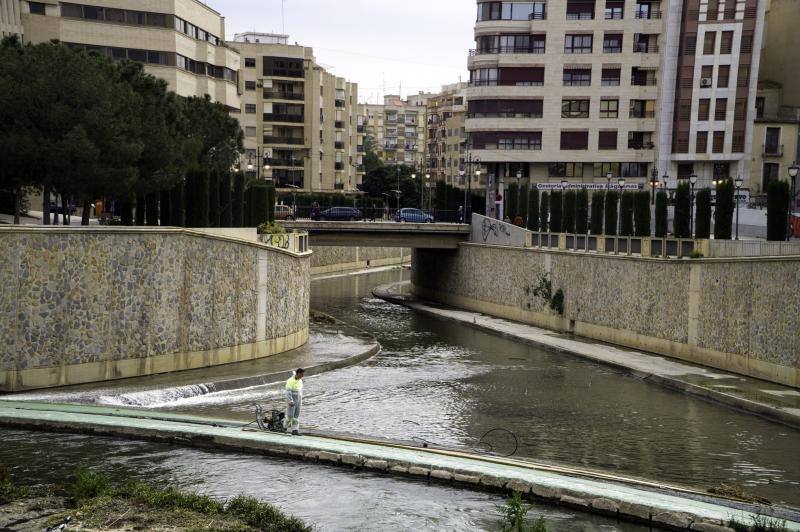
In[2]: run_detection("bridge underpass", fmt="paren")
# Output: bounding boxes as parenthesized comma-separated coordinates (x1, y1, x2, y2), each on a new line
(279, 221, 470, 249)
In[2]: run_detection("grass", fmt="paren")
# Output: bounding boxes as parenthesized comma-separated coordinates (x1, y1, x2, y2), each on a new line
(498, 491, 548, 532)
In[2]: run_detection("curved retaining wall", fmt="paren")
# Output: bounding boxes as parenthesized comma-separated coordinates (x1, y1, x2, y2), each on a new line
(0, 227, 310, 392)
(412, 244, 800, 388)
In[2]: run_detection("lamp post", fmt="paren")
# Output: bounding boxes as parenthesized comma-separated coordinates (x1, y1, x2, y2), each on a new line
(246, 147, 271, 182)
(285, 183, 300, 218)
(516, 170, 522, 219)
(788, 162, 799, 241)
(734, 175, 743, 240)
(606, 172, 612, 191)
(618, 177, 625, 235)
(689, 173, 698, 238)
(650, 167, 659, 205)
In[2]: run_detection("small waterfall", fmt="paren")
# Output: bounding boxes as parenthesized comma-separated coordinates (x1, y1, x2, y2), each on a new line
(97, 383, 218, 408)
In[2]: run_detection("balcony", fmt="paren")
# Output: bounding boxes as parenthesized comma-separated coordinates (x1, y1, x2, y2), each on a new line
(357, 125, 365, 133)
(384, 144, 398, 150)
(629, 110, 656, 119)
(357, 145, 364, 152)
(263, 136, 304, 145)
(264, 68, 304, 78)
(334, 121, 344, 129)
(763, 144, 784, 157)
(334, 141, 345, 149)
(263, 91, 304, 101)
(628, 141, 655, 149)
(635, 9, 662, 19)
(335, 99, 345, 108)
(334, 162, 344, 170)
(266, 158, 303, 167)
(633, 43, 659, 53)
(263, 113, 304, 123)
(469, 46, 545, 56)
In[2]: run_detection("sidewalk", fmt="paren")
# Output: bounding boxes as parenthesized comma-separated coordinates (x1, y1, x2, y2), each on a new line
(373, 281, 800, 429)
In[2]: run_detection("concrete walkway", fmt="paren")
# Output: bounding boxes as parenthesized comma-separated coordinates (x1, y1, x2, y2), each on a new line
(0, 400, 797, 530)
(373, 281, 800, 429)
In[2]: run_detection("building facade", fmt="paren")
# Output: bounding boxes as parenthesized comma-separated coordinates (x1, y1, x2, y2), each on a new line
(361, 93, 432, 168)
(426, 83, 468, 186)
(1, 0, 23, 38)
(232, 32, 360, 192)
(16, 0, 241, 110)
(467, 0, 765, 204)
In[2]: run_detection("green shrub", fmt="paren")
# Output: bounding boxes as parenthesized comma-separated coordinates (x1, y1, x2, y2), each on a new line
(590, 191, 604, 235)
(549, 190, 563, 232)
(695, 189, 712, 239)
(72, 468, 112, 503)
(227, 495, 310, 532)
(575, 189, 589, 234)
(0, 468, 33, 503)
(169, 182, 184, 227)
(655, 190, 668, 237)
(714, 178, 735, 239)
(619, 191, 634, 236)
(562, 190, 576, 233)
(527, 187, 540, 231)
(246, 183, 269, 226)
(119, 199, 134, 226)
(539, 192, 549, 232)
(266, 183, 276, 223)
(604, 190, 619, 236)
(258, 222, 286, 234)
(232, 172, 245, 227)
(519, 184, 529, 222)
(633, 190, 651, 236)
(135, 194, 145, 226)
(507, 182, 518, 218)
(767, 180, 791, 241)
(498, 492, 548, 532)
(673, 181, 691, 238)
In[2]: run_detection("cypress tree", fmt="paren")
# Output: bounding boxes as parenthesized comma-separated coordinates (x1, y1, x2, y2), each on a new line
(563, 190, 576, 233)
(590, 190, 605, 235)
(135, 194, 145, 226)
(527, 186, 539, 231)
(159, 190, 171, 226)
(247, 183, 269, 226)
(220, 172, 232, 228)
(550, 190, 563, 232)
(507, 182, 518, 218)
(539, 191, 550, 232)
(695, 189, 712, 239)
(714, 178, 735, 240)
(619, 191, 634, 236)
(633, 190, 651, 237)
(575, 189, 589, 234)
(145, 192, 159, 226)
(266, 182, 276, 223)
(209, 170, 220, 228)
(655, 190, 668, 237)
(233, 172, 245, 227)
(120, 199, 134, 226)
(519, 184, 529, 223)
(673, 181, 691, 238)
(170, 181, 185, 227)
(604, 190, 619, 236)
(767, 180, 791, 241)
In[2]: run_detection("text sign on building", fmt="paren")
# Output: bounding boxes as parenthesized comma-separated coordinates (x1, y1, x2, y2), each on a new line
(535, 183, 644, 191)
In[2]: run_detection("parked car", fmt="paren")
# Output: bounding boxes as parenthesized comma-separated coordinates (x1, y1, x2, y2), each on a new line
(318, 207, 362, 221)
(394, 208, 434, 223)
(274, 204, 295, 221)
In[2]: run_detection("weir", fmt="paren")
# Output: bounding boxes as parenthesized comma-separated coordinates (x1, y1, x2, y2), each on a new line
(0, 400, 798, 530)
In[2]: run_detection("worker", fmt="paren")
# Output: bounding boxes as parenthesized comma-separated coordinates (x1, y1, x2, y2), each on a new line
(284, 368, 304, 435)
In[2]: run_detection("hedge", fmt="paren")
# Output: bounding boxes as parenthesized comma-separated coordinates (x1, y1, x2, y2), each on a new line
(590, 191, 604, 235)
(633, 190, 651, 237)
(673, 181, 691, 238)
(767, 179, 791, 241)
(714, 179, 734, 240)
(655, 190, 668, 237)
(575, 189, 589, 234)
(527, 187, 539, 231)
(619, 191, 634, 236)
(550, 190, 563, 233)
(539, 191, 550, 232)
(604, 190, 618, 236)
(694, 189, 712, 239)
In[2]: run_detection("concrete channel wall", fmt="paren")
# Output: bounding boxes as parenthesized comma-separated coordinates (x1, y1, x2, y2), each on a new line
(310, 246, 410, 275)
(411, 244, 800, 388)
(0, 227, 311, 392)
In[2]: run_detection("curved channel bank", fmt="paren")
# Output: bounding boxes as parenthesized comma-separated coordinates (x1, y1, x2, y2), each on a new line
(0, 401, 797, 531)
(373, 281, 800, 429)
(0, 227, 310, 392)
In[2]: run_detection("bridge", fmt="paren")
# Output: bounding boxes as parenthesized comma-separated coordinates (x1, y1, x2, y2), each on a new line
(279, 221, 471, 249)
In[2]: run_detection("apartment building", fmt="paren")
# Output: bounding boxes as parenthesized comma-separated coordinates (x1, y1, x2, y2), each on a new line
(361, 93, 433, 167)
(467, 0, 765, 200)
(426, 83, 468, 186)
(232, 32, 360, 192)
(16, 0, 240, 109)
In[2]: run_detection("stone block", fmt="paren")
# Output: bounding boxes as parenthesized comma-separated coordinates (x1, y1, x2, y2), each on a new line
(691, 522, 734, 532)
(341, 454, 364, 466)
(453, 473, 480, 485)
(389, 465, 409, 474)
(430, 470, 453, 481)
(530, 484, 561, 500)
(618, 501, 653, 521)
(479, 475, 507, 489)
(316, 451, 340, 464)
(559, 495, 589, 508)
(408, 466, 430, 477)
(591, 498, 619, 513)
(506, 480, 531, 494)
(364, 459, 388, 470)
(652, 511, 694, 529)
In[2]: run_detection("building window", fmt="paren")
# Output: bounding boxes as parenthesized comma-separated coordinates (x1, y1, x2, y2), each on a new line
(245, 127, 257, 137)
(601, 67, 620, 86)
(561, 99, 590, 118)
(629, 99, 655, 118)
(755, 97, 765, 119)
(703, 31, 716, 54)
(627, 131, 653, 149)
(677, 164, 694, 178)
(245, 80, 256, 91)
(720, 31, 733, 54)
(245, 104, 256, 114)
(698, 99, 710, 121)
(598, 130, 618, 150)
(245, 57, 256, 68)
(737, 64, 750, 87)
(696, 131, 708, 153)
(593, 162, 619, 177)
(701, 65, 713, 82)
(620, 163, 647, 177)
(477, 2, 545, 21)
(565, 34, 593, 53)
(765, 127, 781, 154)
(684, 35, 697, 55)
(714, 98, 727, 121)
(549, 163, 584, 177)
(563, 68, 591, 86)
(714, 163, 730, 179)
(560, 131, 589, 150)
(604, 0, 624, 19)
(603, 33, 622, 53)
(735, 98, 747, 120)
(566, 0, 595, 19)
(717, 65, 730, 88)
(631, 67, 656, 86)
(29, 2, 46, 14)
(740, 33, 753, 53)
(763, 163, 779, 191)
(712, 131, 725, 153)
(600, 99, 618, 118)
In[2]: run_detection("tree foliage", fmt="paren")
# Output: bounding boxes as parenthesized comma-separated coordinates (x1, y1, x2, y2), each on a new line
(766, 180, 791, 241)
(694, 189, 712, 239)
(562, 190, 576, 233)
(619, 191, 634, 236)
(575, 189, 589, 234)
(633, 191, 651, 237)
(655, 190, 668, 237)
(549, 191, 563, 233)
(539, 192, 550, 232)
(714, 179, 735, 240)
(527, 187, 539, 231)
(673, 182, 691, 238)
(604, 190, 619, 236)
(590, 191, 604, 235)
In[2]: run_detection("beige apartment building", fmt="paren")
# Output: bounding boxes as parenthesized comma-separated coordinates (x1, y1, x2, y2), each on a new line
(232, 32, 360, 192)
(361, 93, 432, 168)
(14, 0, 240, 110)
(467, 0, 765, 201)
(426, 83, 469, 186)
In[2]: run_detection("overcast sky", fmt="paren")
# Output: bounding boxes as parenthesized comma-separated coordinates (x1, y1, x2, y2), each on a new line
(208, 0, 474, 103)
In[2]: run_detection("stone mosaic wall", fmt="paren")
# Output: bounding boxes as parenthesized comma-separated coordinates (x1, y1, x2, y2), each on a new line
(310, 246, 410, 270)
(0, 228, 309, 377)
(412, 245, 800, 386)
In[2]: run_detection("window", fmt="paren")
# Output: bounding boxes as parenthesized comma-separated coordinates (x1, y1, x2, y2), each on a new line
(713, 163, 730, 179)
(696, 131, 708, 153)
(498, 67, 545, 86)
(245, 80, 256, 91)
(477, 2, 545, 21)
(717, 65, 730, 87)
(29, 2, 45, 14)
(61, 3, 82, 17)
(562, 99, 590, 118)
(605, 0, 624, 19)
(735, 98, 747, 119)
(701, 65, 713, 81)
(593, 162, 619, 177)
(755, 97, 765, 119)
(740, 33, 753, 53)
(712, 131, 725, 152)
(603, 33, 623, 53)
(560, 131, 589, 150)
(678, 99, 691, 120)
(677, 164, 694, 178)
(566, 0, 595, 20)
(620, 163, 646, 177)
(565, 34, 593, 53)
(703, 31, 716, 54)
(146, 12, 166, 26)
(707, 0, 719, 18)
(470, 67, 498, 86)
(600, 99, 618, 118)
(549, 163, 584, 177)
(601, 67, 620, 86)
(720, 31, 733, 54)
(684, 35, 697, 55)
(245, 57, 256, 68)
(765, 127, 781, 154)
(126, 10, 145, 24)
(698, 99, 710, 121)
(737, 64, 750, 87)
(105, 8, 124, 22)
(563, 68, 591, 86)
(631, 67, 656, 86)
(763, 163, 779, 191)
(627, 131, 653, 149)
(245, 104, 257, 114)
(598, 130, 617, 149)
(468, 99, 544, 118)
(127, 49, 147, 63)
(245, 127, 257, 137)
(714, 98, 727, 121)
(471, 131, 542, 150)
(629, 99, 655, 118)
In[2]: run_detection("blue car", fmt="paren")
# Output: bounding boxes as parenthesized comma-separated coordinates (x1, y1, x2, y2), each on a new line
(394, 208, 434, 223)
(319, 207, 362, 221)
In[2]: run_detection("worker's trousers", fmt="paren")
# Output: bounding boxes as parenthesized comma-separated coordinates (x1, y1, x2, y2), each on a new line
(284, 391, 301, 432)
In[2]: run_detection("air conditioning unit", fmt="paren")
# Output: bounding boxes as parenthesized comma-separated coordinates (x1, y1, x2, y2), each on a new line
(700, 77, 713, 87)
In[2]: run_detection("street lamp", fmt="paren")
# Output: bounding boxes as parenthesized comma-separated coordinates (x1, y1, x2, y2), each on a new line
(618, 177, 625, 236)
(787, 162, 799, 241)
(650, 167, 659, 205)
(516, 170, 523, 219)
(734, 175, 743, 240)
(606, 172, 613, 191)
(689, 173, 698, 238)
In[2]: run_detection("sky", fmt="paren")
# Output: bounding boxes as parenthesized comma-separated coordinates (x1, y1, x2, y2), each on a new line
(207, 0, 474, 103)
